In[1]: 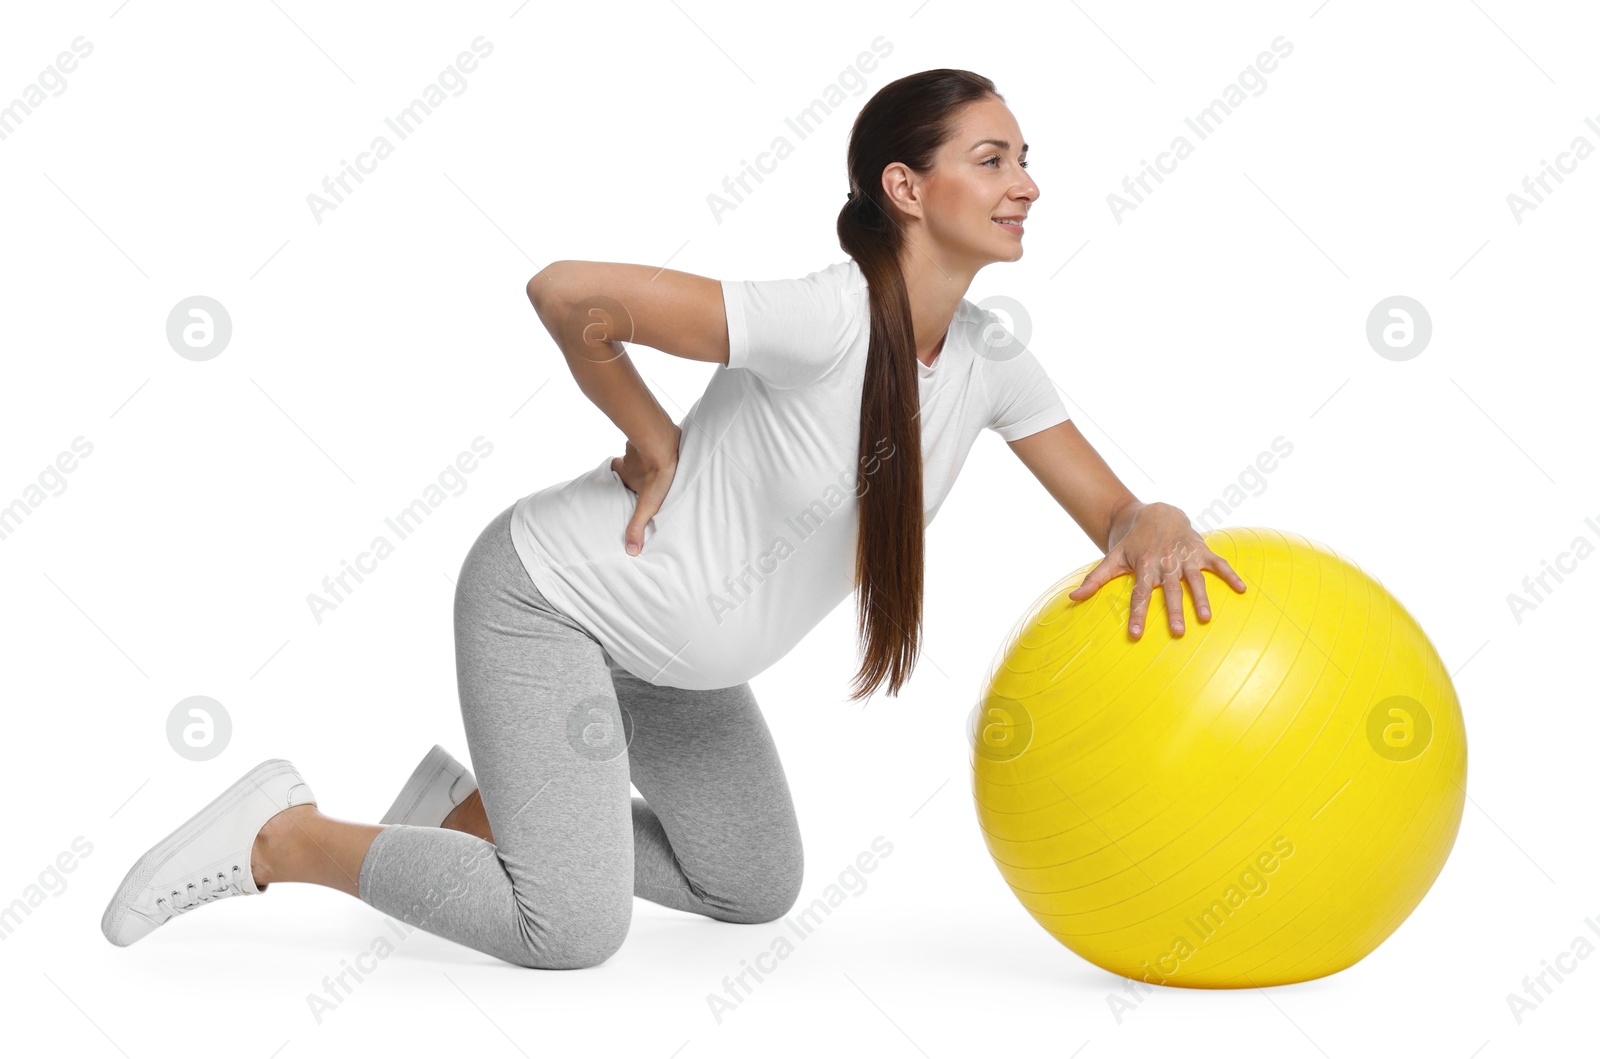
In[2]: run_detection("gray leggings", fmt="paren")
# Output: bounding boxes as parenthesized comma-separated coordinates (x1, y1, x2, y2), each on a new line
(356, 503, 805, 969)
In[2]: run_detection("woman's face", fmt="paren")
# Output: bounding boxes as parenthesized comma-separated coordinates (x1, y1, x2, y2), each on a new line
(907, 96, 1039, 267)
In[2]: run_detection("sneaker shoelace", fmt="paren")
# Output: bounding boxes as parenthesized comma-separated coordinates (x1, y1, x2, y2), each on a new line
(155, 863, 250, 918)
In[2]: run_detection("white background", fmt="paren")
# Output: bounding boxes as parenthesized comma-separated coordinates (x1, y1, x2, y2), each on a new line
(2, 1, 1595, 1056)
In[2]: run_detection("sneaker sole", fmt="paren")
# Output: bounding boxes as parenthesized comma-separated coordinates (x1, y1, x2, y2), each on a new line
(379, 744, 456, 826)
(101, 757, 311, 946)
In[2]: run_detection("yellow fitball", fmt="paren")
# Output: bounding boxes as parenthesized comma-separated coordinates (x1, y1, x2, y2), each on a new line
(970, 527, 1467, 988)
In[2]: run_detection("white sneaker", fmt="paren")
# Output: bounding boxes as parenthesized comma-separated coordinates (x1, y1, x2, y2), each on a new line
(380, 744, 477, 827)
(101, 758, 315, 947)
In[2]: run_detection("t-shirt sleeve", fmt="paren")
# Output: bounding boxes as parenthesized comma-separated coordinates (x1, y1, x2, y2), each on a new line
(721, 267, 856, 390)
(981, 343, 1072, 442)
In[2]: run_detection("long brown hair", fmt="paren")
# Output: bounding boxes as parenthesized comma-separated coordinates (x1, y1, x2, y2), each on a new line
(836, 69, 1001, 701)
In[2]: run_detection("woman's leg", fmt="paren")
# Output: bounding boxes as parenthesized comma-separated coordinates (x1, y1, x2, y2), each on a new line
(346, 504, 634, 969)
(441, 787, 492, 839)
(253, 501, 802, 962)
(405, 657, 805, 923)
(611, 664, 806, 924)
(252, 806, 380, 898)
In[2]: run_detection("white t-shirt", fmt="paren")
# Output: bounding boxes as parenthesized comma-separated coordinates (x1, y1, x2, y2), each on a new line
(509, 258, 1070, 690)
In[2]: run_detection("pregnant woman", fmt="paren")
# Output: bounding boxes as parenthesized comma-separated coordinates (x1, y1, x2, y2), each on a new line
(102, 69, 1244, 969)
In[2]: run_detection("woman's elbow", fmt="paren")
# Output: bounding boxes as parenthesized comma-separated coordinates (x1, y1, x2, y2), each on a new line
(526, 261, 574, 313)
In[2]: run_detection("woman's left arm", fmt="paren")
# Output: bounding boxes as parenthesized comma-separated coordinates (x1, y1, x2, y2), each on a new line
(1005, 419, 1247, 639)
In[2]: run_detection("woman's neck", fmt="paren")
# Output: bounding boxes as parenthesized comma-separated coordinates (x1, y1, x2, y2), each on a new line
(898, 250, 973, 368)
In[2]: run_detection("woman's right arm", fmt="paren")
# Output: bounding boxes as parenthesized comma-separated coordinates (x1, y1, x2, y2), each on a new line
(525, 260, 729, 451)
(525, 260, 730, 554)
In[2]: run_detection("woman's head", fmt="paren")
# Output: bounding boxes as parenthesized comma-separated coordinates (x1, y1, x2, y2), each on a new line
(842, 71, 1038, 272)
(836, 69, 1034, 701)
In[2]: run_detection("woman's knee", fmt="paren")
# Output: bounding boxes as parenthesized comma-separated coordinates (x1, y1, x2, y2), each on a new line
(505, 896, 632, 969)
(718, 844, 805, 925)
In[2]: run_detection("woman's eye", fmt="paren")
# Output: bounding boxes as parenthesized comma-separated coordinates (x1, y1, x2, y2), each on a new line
(984, 156, 1029, 169)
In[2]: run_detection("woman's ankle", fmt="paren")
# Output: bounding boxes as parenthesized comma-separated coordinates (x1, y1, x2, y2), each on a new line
(441, 790, 494, 843)
(250, 803, 319, 886)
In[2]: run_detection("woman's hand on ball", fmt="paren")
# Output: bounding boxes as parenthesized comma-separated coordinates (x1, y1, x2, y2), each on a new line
(1068, 501, 1246, 639)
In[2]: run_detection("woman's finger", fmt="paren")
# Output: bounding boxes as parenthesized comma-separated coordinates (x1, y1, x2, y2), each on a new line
(625, 496, 654, 555)
(1127, 562, 1157, 638)
(1185, 563, 1213, 621)
(1206, 549, 1248, 592)
(1068, 551, 1126, 600)
(624, 475, 675, 556)
(1161, 563, 1185, 634)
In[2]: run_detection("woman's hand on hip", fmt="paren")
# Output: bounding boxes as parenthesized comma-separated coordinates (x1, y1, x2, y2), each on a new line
(611, 423, 682, 556)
